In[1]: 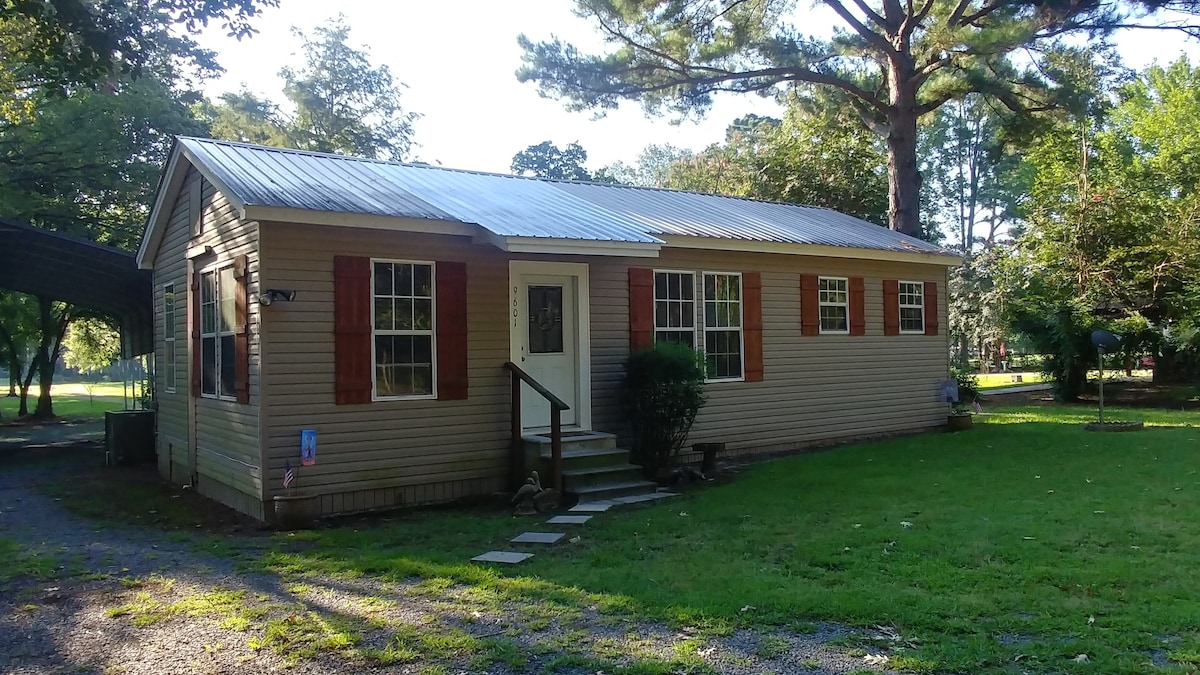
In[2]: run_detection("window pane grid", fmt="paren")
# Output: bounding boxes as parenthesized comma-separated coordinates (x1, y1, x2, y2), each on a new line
(199, 269, 236, 399)
(818, 277, 850, 334)
(899, 281, 925, 332)
(373, 261, 435, 398)
(702, 273, 743, 380)
(654, 272, 695, 348)
(164, 284, 176, 392)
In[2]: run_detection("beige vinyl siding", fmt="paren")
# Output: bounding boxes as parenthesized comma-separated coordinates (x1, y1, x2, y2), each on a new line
(258, 222, 510, 514)
(586, 248, 949, 454)
(152, 169, 193, 484)
(150, 164, 263, 519)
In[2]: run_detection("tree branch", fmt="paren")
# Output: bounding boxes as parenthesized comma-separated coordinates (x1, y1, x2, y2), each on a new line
(848, 0, 889, 29)
(821, 0, 900, 58)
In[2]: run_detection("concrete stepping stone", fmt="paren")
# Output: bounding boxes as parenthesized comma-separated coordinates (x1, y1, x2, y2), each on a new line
(611, 492, 676, 504)
(569, 501, 613, 513)
(472, 551, 533, 564)
(511, 531, 565, 544)
(546, 515, 592, 525)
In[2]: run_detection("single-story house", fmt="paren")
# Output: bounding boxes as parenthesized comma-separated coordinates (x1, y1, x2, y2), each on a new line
(136, 137, 961, 522)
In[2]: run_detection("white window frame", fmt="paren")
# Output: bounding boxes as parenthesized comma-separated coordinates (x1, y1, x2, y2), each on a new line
(702, 271, 745, 383)
(898, 280, 926, 334)
(163, 282, 177, 393)
(653, 269, 697, 348)
(371, 259, 438, 401)
(198, 265, 237, 401)
(818, 276, 850, 335)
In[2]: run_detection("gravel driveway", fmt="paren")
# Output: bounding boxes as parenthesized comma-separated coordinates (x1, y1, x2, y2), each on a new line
(0, 430, 900, 675)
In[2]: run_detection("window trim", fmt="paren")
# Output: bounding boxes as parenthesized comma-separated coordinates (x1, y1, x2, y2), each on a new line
(652, 269, 698, 348)
(163, 282, 177, 393)
(701, 270, 746, 383)
(198, 264, 237, 401)
(897, 279, 926, 335)
(370, 258, 438, 402)
(818, 276, 851, 335)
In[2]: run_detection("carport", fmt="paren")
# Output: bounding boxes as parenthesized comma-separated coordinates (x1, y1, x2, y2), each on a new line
(0, 218, 152, 358)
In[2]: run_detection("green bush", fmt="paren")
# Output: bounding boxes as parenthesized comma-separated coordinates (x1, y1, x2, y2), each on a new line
(621, 343, 708, 477)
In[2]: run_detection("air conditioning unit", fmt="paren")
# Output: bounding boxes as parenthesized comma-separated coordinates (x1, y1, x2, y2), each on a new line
(105, 410, 156, 466)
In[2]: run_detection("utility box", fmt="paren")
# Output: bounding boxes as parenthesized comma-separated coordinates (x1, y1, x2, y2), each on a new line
(105, 410, 156, 466)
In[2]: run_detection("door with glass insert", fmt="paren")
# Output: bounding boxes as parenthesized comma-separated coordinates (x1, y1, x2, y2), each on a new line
(517, 275, 578, 428)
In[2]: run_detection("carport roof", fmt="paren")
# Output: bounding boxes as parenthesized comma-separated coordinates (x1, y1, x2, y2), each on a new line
(0, 218, 152, 357)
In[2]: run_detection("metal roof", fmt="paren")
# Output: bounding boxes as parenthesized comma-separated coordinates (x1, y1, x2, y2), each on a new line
(172, 137, 955, 258)
(0, 219, 152, 357)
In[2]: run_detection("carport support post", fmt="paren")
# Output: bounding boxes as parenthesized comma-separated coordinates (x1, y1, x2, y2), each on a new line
(1097, 348, 1105, 425)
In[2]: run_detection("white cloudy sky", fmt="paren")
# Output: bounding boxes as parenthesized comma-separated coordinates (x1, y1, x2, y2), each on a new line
(196, 0, 1198, 174)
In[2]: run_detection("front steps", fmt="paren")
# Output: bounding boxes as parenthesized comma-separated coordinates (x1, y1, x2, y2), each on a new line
(522, 431, 657, 501)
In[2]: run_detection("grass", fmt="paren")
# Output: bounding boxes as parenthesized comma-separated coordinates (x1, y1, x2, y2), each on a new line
(232, 403, 1200, 674)
(1, 381, 126, 420)
(0, 537, 59, 584)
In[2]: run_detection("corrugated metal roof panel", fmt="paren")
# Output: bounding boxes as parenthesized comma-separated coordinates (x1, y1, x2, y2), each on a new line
(555, 182, 948, 255)
(180, 137, 660, 243)
(177, 137, 954, 257)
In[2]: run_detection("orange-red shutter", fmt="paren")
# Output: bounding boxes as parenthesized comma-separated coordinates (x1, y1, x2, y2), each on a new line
(849, 277, 865, 336)
(333, 256, 373, 405)
(436, 261, 469, 400)
(629, 267, 654, 351)
(800, 274, 819, 336)
(743, 272, 763, 382)
(190, 270, 201, 397)
(924, 281, 939, 336)
(233, 254, 250, 404)
(883, 279, 900, 336)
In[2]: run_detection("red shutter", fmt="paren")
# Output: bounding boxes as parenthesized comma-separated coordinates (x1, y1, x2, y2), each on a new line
(800, 274, 819, 336)
(849, 277, 865, 336)
(883, 279, 900, 336)
(190, 270, 201, 397)
(743, 272, 763, 382)
(333, 256, 373, 404)
(233, 254, 250, 404)
(436, 261, 469, 400)
(924, 281, 939, 336)
(629, 267, 654, 351)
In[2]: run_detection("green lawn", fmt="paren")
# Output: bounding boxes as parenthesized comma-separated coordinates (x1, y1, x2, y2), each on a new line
(0, 381, 126, 420)
(243, 404, 1200, 674)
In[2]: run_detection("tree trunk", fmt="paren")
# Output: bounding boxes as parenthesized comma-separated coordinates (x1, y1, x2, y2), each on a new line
(18, 354, 36, 417)
(30, 296, 69, 420)
(886, 65, 923, 239)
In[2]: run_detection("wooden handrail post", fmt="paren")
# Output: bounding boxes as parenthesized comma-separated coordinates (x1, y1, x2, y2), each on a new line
(510, 370, 523, 490)
(550, 406, 563, 492)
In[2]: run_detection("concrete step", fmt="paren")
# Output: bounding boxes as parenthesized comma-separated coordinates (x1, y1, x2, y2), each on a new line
(573, 479, 659, 503)
(524, 430, 617, 455)
(562, 464, 646, 489)
(543, 446, 631, 471)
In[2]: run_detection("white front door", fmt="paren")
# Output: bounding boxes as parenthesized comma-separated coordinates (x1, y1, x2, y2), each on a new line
(510, 262, 591, 431)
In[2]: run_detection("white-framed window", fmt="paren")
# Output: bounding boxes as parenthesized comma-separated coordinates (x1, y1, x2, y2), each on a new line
(654, 270, 696, 347)
(703, 272, 743, 381)
(199, 266, 237, 400)
(372, 260, 436, 399)
(818, 277, 849, 334)
(899, 281, 925, 333)
(163, 283, 177, 393)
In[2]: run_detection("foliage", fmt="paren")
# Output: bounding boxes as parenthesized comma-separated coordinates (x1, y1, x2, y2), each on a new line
(510, 140, 591, 180)
(1007, 56, 1200, 393)
(0, 0, 274, 97)
(663, 101, 889, 225)
(200, 16, 419, 161)
(950, 367, 979, 413)
(594, 143, 693, 187)
(0, 291, 36, 397)
(516, 0, 1193, 237)
(62, 318, 121, 374)
(620, 343, 707, 476)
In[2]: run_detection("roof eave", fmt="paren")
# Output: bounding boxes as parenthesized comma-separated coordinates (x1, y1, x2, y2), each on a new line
(659, 235, 962, 266)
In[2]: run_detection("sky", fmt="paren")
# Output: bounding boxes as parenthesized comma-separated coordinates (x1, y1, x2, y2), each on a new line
(196, 0, 1199, 175)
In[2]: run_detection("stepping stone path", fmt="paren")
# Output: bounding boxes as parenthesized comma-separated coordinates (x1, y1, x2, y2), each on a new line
(471, 493, 678, 564)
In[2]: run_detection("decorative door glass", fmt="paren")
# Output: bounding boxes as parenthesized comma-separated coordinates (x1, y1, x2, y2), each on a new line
(528, 285, 564, 353)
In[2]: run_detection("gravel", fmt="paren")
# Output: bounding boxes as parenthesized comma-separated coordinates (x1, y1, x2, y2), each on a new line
(0, 439, 902, 675)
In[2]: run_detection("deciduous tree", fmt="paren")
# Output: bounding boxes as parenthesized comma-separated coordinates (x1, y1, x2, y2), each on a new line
(511, 140, 593, 180)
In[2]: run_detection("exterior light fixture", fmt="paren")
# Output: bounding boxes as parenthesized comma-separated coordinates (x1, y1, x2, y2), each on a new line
(259, 289, 297, 306)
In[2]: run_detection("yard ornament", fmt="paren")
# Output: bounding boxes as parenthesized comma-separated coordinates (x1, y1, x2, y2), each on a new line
(511, 470, 561, 514)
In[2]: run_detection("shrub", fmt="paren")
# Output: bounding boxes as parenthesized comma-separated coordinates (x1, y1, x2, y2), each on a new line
(621, 342, 708, 477)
